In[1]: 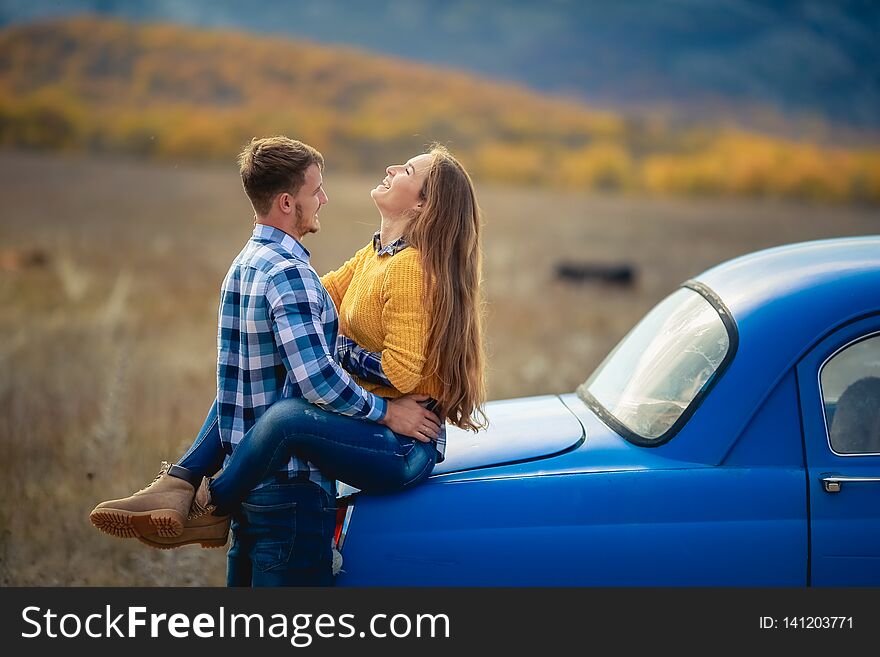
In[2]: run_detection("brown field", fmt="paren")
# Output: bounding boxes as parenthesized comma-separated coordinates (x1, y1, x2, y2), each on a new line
(0, 150, 877, 586)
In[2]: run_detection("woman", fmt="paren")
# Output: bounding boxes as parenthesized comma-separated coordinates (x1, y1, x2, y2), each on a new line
(90, 145, 487, 549)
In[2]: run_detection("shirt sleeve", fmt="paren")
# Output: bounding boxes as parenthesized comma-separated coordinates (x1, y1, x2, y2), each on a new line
(380, 251, 430, 394)
(320, 243, 370, 311)
(335, 335, 395, 387)
(266, 266, 387, 422)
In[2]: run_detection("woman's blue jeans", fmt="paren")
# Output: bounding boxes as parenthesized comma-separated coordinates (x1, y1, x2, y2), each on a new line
(178, 397, 437, 513)
(179, 397, 436, 586)
(177, 401, 225, 479)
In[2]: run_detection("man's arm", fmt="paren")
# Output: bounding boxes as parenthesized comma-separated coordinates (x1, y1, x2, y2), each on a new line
(334, 336, 441, 442)
(335, 335, 395, 388)
(267, 266, 386, 422)
(267, 267, 440, 441)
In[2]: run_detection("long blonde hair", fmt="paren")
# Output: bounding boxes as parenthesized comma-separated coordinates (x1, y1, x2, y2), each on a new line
(407, 146, 487, 431)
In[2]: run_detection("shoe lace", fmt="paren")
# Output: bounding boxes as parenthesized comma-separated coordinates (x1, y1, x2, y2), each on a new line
(135, 461, 172, 494)
(187, 478, 217, 520)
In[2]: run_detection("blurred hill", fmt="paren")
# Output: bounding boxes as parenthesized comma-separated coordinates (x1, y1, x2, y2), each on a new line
(1, 16, 879, 203)
(1, 0, 878, 134)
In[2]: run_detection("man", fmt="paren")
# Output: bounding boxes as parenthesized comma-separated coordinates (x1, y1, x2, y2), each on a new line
(91, 137, 438, 585)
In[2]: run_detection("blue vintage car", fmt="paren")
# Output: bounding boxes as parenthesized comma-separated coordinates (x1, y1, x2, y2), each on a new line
(335, 236, 880, 586)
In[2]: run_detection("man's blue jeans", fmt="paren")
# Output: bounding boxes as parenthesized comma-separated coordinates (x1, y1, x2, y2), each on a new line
(226, 480, 337, 587)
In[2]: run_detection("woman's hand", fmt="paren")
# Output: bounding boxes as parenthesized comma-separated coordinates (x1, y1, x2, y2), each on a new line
(379, 394, 442, 442)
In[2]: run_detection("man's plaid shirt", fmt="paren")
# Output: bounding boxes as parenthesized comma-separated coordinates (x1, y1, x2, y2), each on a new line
(216, 224, 387, 494)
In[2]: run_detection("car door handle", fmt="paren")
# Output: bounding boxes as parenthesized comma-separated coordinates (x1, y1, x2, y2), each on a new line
(820, 475, 880, 493)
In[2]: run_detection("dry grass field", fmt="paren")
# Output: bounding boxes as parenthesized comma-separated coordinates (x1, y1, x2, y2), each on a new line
(0, 150, 877, 586)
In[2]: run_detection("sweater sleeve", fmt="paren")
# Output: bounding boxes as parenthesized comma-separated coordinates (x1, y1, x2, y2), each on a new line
(320, 243, 370, 311)
(380, 250, 430, 393)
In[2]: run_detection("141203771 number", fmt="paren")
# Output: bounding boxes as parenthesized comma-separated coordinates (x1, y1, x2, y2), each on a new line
(783, 617, 853, 629)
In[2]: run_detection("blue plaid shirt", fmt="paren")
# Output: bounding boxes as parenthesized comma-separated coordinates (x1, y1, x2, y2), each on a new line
(217, 224, 387, 494)
(332, 231, 447, 462)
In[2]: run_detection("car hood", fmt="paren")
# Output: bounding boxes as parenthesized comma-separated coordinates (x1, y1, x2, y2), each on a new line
(431, 395, 584, 475)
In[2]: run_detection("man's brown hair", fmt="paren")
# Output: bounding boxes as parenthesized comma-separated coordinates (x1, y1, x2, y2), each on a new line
(237, 137, 324, 216)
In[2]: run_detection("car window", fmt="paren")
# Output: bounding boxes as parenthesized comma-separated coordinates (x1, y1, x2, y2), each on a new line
(820, 333, 880, 455)
(579, 286, 733, 443)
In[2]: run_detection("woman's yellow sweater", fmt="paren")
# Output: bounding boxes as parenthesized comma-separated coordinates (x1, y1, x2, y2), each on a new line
(320, 242, 441, 401)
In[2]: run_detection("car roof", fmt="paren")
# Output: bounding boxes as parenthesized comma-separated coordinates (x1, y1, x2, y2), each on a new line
(695, 236, 880, 327)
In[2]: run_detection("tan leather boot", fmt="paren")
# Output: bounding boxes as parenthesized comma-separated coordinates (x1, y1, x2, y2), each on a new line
(136, 477, 230, 549)
(136, 513, 230, 550)
(89, 462, 196, 538)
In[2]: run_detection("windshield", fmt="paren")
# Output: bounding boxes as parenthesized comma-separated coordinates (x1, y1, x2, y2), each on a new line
(578, 286, 733, 443)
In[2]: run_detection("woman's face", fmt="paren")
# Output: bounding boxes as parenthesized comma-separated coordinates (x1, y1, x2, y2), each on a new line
(370, 153, 432, 218)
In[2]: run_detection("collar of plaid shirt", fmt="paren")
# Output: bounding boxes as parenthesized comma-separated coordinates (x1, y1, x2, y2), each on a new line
(372, 230, 409, 256)
(254, 223, 311, 261)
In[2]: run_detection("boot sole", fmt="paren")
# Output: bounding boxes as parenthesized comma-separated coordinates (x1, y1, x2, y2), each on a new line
(136, 533, 229, 550)
(89, 508, 185, 538)
(135, 518, 230, 551)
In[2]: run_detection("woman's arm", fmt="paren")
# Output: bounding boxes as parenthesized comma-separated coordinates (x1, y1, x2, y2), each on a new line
(320, 243, 371, 310)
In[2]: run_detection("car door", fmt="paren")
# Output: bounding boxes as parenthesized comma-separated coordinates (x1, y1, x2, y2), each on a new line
(796, 315, 880, 586)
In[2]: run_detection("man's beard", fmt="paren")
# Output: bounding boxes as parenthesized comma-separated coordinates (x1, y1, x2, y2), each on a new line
(294, 202, 318, 235)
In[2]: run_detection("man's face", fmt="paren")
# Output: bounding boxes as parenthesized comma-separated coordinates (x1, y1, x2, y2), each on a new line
(291, 163, 328, 238)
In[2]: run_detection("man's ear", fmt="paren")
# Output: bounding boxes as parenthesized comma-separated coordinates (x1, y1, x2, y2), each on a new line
(278, 192, 294, 215)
